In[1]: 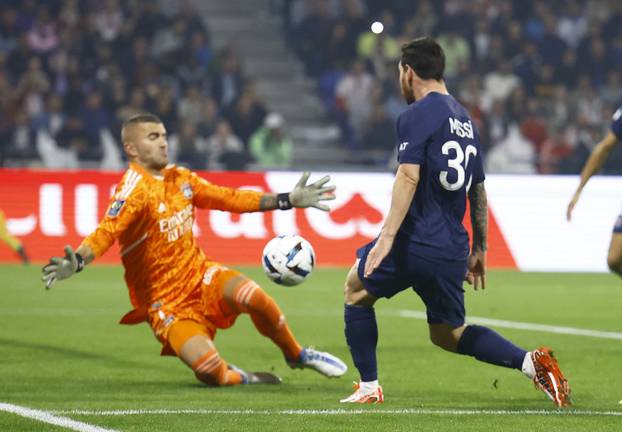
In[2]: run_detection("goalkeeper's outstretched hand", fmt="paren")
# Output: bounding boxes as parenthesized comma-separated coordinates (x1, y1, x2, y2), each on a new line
(289, 172, 336, 211)
(42, 245, 78, 289)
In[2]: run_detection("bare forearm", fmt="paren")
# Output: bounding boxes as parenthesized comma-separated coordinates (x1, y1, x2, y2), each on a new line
(76, 244, 95, 266)
(381, 165, 419, 238)
(577, 133, 617, 192)
(259, 193, 279, 211)
(468, 182, 488, 252)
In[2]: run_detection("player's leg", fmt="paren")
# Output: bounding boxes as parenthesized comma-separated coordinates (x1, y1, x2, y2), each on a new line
(341, 260, 384, 403)
(606, 232, 622, 276)
(420, 258, 570, 406)
(0, 211, 28, 264)
(221, 273, 301, 360)
(167, 319, 258, 386)
(220, 270, 347, 377)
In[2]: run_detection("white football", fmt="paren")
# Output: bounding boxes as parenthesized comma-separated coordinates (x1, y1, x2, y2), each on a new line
(262, 235, 315, 286)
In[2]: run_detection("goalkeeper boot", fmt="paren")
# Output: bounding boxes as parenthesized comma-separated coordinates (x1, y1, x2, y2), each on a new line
(340, 381, 384, 404)
(531, 347, 571, 407)
(287, 347, 348, 377)
(228, 364, 281, 385)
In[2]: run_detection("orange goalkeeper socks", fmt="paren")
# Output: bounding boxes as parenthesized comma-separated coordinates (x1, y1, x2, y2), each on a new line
(233, 281, 302, 361)
(192, 350, 244, 386)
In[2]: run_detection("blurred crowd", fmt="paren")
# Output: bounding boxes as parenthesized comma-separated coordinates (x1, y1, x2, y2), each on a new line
(0, 0, 292, 170)
(2, 0, 622, 174)
(283, 0, 622, 174)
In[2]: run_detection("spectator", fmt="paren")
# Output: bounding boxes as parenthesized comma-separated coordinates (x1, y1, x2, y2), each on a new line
(172, 119, 206, 170)
(27, 10, 59, 54)
(335, 59, 373, 147)
(206, 119, 248, 171)
(4, 111, 37, 160)
(225, 85, 267, 146)
(359, 105, 396, 161)
(211, 49, 244, 108)
(249, 113, 293, 169)
(436, 30, 471, 81)
(483, 61, 519, 104)
(94, 0, 124, 43)
(177, 85, 204, 125)
(55, 115, 100, 161)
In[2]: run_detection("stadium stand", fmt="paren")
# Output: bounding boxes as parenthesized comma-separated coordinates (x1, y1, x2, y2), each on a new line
(1, 0, 622, 173)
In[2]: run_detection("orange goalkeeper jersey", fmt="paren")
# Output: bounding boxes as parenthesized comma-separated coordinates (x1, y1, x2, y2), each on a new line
(81, 163, 262, 323)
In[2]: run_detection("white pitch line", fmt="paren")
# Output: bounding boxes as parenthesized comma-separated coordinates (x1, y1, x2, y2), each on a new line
(53, 408, 622, 417)
(398, 310, 622, 340)
(0, 402, 119, 432)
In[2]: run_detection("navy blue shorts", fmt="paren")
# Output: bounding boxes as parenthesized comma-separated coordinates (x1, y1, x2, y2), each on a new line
(356, 240, 467, 328)
(614, 213, 622, 233)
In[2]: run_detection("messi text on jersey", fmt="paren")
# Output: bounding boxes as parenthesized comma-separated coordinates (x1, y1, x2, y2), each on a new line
(449, 117, 474, 139)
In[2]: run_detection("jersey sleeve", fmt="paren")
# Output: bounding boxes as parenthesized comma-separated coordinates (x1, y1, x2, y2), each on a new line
(610, 106, 622, 140)
(396, 108, 432, 165)
(81, 173, 146, 258)
(188, 171, 262, 213)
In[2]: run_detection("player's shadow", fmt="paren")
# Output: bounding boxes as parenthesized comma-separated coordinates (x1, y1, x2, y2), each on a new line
(0, 337, 151, 369)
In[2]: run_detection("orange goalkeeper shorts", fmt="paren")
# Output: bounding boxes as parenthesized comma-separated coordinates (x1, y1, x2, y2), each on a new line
(147, 263, 243, 356)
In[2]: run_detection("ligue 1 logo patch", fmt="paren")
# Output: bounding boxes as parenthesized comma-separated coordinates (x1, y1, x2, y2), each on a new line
(108, 199, 125, 217)
(181, 183, 193, 199)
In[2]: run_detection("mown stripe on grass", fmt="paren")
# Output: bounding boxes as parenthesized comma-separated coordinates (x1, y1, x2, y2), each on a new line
(0, 402, 119, 432)
(398, 310, 622, 340)
(53, 408, 622, 417)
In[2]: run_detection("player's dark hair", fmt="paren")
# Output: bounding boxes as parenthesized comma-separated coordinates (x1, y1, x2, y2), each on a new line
(400, 37, 445, 81)
(122, 112, 162, 128)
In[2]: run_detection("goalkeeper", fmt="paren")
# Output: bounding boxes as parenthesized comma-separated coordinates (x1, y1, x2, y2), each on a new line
(42, 113, 347, 386)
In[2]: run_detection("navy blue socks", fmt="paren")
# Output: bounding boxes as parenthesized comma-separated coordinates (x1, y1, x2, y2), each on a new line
(457, 324, 526, 369)
(344, 304, 378, 381)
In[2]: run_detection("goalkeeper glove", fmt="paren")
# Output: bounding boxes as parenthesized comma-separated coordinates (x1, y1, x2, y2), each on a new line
(41, 245, 83, 289)
(286, 172, 336, 211)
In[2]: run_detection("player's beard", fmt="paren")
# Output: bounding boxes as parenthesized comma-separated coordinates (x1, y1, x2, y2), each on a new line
(400, 77, 416, 104)
(149, 151, 168, 171)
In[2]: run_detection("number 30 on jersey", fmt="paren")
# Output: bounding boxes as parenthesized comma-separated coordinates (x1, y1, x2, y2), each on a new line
(439, 141, 477, 192)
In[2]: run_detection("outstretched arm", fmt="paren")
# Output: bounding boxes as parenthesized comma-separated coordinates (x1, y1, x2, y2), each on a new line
(193, 172, 335, 213)
(467, 181, 487, 290)
(41, 243, 95, 289)
(259, 172, 336, 211)
(364, 163, 420, 277)
(567, 131, 618, 221)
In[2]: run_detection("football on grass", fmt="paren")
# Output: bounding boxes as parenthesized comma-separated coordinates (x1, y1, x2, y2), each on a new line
(261, 235, 315, 286)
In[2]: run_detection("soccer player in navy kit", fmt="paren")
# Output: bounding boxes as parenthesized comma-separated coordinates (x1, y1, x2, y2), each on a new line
(340, 38, 571, 407)
(567, 106, 622, 276)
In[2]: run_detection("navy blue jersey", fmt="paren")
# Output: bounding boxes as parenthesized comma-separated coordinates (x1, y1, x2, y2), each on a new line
(396, 92, 485, 261)
(611, 106, 622, 140)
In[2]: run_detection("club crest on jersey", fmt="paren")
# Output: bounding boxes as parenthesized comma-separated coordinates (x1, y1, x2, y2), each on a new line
(108, 199, 125, 217)
(181, 183, 193, 199)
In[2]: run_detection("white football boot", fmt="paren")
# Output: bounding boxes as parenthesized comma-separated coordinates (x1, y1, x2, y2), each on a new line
(287, 347, 348, 377)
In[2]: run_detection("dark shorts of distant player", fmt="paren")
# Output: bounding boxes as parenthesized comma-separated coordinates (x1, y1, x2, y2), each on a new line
(613, 213, 622, 233)
(356, 239, 468, 328)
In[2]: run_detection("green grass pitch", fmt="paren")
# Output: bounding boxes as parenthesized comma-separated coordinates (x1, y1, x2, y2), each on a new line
(0, 264, 621, 431)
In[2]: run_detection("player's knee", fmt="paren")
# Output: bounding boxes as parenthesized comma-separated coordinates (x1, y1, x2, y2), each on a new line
(343, 279, 357, 303)
(344, 281, 375, 307)
(428, 326, 459, 352)
(607, 251, 622, 273)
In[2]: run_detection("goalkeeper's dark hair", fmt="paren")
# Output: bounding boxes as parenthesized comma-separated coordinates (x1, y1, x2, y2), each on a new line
(400, 37, 445, 81)
(122, 112, 163, 128)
